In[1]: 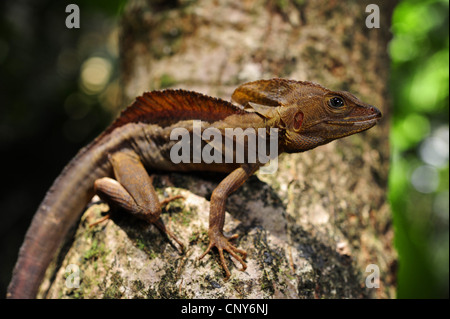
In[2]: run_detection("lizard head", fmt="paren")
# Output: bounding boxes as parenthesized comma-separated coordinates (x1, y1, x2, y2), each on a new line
(280, 89, 382, 153)
(231, 78, 382, 153)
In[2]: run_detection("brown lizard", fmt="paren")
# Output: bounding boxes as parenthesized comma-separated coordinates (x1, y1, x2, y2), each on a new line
(7, 78, 381, 298)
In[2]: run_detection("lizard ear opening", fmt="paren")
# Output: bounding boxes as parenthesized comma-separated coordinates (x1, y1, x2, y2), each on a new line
(293, 111, 304, 131)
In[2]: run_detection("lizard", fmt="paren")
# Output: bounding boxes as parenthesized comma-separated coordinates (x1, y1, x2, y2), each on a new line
(7, 78, 382, 299)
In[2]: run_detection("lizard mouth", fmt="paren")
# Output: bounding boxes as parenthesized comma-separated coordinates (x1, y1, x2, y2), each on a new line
(326, 113, 382, 126)
(326, 105, 382, 126)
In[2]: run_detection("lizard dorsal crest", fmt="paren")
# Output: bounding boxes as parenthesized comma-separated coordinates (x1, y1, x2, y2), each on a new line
(105, 89, 245, 134)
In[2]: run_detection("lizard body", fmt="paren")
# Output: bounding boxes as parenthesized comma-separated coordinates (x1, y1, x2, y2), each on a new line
(7, 78, 381, 298)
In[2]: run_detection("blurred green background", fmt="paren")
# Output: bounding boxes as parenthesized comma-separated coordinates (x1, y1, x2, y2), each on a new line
(0, 0, 448, 298)
(389, 0, 449, 298)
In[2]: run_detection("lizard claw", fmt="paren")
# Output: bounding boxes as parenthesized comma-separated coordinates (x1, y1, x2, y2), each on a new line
(198, 231, 247, 279)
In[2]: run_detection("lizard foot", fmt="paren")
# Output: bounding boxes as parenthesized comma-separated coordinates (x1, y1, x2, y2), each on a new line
(153, 218, 184, 254)
(155, 194, 185, 253)
(198, 231, 247, 279)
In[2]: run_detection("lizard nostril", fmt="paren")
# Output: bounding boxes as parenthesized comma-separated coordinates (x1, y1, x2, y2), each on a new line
(370, 105, 382, 118)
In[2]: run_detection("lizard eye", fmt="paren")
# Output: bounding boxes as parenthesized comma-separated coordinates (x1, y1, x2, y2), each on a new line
(328, 97, 345, 108)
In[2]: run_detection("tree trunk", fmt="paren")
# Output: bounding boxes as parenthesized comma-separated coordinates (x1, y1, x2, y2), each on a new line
(42, 0, 397, 299)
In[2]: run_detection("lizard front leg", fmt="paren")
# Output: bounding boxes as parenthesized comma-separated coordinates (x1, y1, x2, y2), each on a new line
(93, 150, 184, 251)
(199, 164, 259, 279)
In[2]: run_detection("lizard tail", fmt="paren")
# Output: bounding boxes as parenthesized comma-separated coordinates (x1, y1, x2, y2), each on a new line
(7, 147, 111, 299)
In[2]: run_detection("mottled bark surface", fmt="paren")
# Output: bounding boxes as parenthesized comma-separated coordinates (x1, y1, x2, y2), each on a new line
(42, 0, 396, 298)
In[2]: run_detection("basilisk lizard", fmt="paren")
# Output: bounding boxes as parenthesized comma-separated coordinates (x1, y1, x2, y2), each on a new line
(7, 78, 381, 298)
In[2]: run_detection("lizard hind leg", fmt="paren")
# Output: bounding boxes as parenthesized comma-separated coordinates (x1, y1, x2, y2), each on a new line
(93, 176, 184, 252)
(92, 151, 184, 252)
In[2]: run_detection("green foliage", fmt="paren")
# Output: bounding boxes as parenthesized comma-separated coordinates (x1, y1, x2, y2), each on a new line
(389, 0, 449, 298)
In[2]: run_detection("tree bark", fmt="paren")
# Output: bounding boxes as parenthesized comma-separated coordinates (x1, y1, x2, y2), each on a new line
(42, 0, 397, 298)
